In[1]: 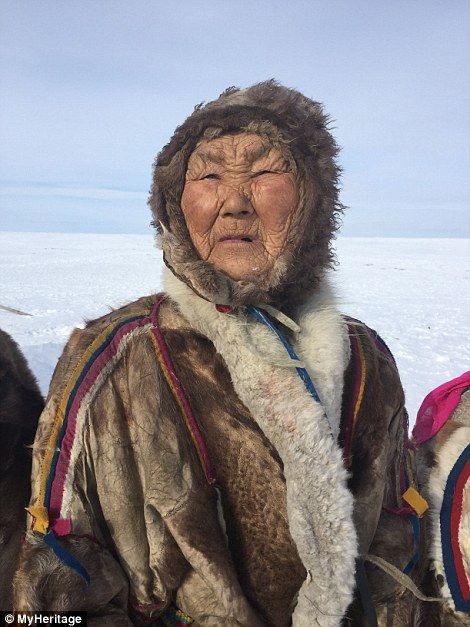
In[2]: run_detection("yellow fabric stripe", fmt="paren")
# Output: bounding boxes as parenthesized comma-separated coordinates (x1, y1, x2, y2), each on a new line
(26, 505, 49, 534)
(352, 328, 367, 429)
(32, 311, 149, 533)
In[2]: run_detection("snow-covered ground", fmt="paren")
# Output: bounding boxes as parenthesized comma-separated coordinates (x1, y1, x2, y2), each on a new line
(1, 232, 468, 426)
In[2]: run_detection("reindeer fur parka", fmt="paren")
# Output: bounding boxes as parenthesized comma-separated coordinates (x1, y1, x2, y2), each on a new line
(14, 82, 427, 626)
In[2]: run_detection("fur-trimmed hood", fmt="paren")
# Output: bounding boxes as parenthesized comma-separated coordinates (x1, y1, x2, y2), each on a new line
(148, 80, 343, 310)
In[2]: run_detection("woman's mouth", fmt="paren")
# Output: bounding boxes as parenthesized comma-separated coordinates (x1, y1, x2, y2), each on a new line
(218, 235, 254, 243)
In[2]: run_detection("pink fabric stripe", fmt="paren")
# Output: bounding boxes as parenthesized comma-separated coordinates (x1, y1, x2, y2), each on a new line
(49, 316, 151, 521)
(150, 296, 216, 485)
(51, 518, 72, 536)
(413, 371, 470, 445)
(383, 505, 415, 517)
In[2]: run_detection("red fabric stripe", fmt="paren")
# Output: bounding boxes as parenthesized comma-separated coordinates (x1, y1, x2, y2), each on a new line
(343, 330, 361, 466)
(150, 297, 215, 485)
(450, 455, 470, 599)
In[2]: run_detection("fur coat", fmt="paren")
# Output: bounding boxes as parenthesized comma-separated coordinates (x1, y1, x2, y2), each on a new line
(14, 273, 422, 626)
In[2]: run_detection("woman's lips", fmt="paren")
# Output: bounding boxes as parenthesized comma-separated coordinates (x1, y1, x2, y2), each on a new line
(218, 235, 254, 243)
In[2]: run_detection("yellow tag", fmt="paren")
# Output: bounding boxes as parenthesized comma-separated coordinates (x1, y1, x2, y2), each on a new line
(402, 487, 429, 517)
(26, 505, 50, 534)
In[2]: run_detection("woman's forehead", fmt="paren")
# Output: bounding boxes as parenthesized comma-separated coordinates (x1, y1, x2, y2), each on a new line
(189, 132, 283, 166)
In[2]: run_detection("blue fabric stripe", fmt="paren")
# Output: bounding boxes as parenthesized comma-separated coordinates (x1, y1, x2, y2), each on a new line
(247, 306, 322, 404)
(403, 515, 420, 575)
(44, 315, 147, 508)
(44, 530, 90, 586)
(440, 443, 470, 612)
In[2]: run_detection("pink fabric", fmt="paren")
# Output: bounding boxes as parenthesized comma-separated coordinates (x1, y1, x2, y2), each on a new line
(51, 518, 72, 536)
(413, 371, 470, 444)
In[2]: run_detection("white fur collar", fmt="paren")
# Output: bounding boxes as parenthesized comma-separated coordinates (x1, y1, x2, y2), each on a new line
(164, 269, 357, 626)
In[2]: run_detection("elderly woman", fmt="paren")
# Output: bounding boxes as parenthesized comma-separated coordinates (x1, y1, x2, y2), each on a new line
(14, 82, 430, 626)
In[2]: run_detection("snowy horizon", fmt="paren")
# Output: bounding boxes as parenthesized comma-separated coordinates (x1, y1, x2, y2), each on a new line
(1, 231, 469, 428)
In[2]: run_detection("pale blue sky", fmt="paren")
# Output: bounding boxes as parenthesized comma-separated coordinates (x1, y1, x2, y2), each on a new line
(1, 0, 469, 236)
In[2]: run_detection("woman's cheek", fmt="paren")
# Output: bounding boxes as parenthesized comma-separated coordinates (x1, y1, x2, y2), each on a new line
(182, 182, 218, 230)
(254, 176, 298, 224)
(181, 182, 219, 259)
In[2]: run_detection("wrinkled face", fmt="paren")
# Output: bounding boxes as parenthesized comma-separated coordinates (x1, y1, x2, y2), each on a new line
(181, 132, 299, 281)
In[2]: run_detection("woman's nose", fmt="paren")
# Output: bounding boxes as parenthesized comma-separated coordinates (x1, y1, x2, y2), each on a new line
(220, 185, 253, 218)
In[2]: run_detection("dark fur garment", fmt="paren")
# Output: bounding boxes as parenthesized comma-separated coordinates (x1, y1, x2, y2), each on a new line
(0, 329, 43, 609)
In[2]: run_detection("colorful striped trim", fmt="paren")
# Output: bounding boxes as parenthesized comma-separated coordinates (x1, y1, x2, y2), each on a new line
(149, 295, 216, 485)
(160, 605, 194, 626)
(370, 330, 396, 364)
(30, 294, 217, 537)
(344, 316, 396, 364)
(342, 325, 367, 468)
(441, 443, 470, 612)
(26, 293, 216, 590)
(31, 311, 152, 534)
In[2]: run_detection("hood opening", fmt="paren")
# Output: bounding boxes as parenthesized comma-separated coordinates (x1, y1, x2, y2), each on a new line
(149, 80, 343, 311)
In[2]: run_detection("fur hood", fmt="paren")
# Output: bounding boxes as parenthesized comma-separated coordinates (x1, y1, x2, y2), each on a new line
(148, 80, 343, 309)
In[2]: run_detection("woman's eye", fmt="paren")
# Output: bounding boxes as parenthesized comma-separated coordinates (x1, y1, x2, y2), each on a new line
(253, 170, 276, 177)
(200, 173, 219, 180)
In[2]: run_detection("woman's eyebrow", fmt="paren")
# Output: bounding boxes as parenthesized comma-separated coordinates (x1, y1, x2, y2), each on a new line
(194, 147, 225, 164)
(243, 142, 271, 163)
(194, 142, 272, 165)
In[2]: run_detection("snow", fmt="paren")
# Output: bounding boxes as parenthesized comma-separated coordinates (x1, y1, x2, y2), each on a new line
(1, 232, 468, 426)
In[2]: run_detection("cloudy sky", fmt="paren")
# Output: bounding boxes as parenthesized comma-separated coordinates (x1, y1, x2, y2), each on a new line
(1, 0, 469, 236)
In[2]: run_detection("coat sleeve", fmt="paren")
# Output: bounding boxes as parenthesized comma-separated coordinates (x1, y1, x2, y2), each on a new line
(14, 317, 193, 623)
(346, 330, 418, 617)
(13, 329, 133, 625)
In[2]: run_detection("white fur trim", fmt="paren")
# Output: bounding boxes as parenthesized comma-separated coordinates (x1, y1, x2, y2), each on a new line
(164, 269, 357, 626)
(295, 289, 351, 440)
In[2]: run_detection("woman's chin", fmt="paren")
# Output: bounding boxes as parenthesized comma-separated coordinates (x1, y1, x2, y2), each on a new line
(208, 257, 267, 282)
(205, 241, 276, 281)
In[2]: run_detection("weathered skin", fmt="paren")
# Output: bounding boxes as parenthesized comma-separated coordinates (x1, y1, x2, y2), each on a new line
(182, 133, 299, 280)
